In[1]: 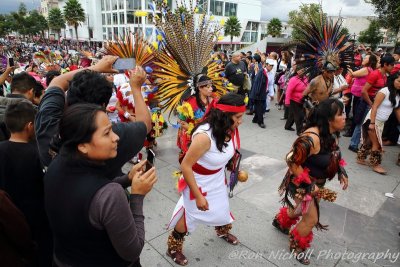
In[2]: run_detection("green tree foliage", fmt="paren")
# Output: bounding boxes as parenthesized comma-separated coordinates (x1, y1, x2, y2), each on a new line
(26, 10, 48, 38)
(10, 3, 29, 36)
(288, 3, 326, 41)
(0, 14, 14, 37)
(365, 0, 400, 37)
(63, 0, 86, 41)
(267, 18, 282, 37)
(48, 8, 66, 38)
(358, 20, 383, 50)
(224, 16, 241, 49)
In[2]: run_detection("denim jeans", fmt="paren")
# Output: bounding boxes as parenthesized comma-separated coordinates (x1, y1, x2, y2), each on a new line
(350, 124, 361, 148)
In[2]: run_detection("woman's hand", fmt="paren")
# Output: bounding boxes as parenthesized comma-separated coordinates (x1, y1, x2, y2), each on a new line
(130, 167, 157, 195)
(129, 66, 146, 90)
(196, 195, 209, 211)
(90, 55, 118, 73)
(368, 123, 375, 132)
(128, 160, 147, 180)
(339, 176, 348, 190)
(179, 120, 189, 130)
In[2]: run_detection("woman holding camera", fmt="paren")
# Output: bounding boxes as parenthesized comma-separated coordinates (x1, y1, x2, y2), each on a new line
(167, 93, 245, 266)
(44, 104, 157, 267)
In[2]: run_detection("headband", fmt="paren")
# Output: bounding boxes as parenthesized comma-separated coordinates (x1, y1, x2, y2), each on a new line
(197, 79, 213, 88)
(210, 99, 246, 113)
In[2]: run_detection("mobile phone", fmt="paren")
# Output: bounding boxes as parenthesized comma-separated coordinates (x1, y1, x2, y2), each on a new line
(8, 58, 14, 67)
(113, 58, 135, 72)
(144, 149, 155, 172)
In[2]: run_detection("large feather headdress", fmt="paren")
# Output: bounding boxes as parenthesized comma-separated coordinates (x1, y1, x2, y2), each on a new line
(149, 0, 231, 116)
(293, 13, 353, 81)
(104, 32, 154, 68)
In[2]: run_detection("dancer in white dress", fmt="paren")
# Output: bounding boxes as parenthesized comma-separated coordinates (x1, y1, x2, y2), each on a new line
(166, 93, 246, 266)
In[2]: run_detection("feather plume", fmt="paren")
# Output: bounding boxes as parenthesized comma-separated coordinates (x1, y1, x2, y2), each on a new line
(150, 0, 229, 117)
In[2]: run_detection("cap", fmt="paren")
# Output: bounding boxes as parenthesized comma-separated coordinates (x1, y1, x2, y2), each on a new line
(266, 58, 275, 66)
(323, 61, 338, 71)
(377, 48, 383, 52)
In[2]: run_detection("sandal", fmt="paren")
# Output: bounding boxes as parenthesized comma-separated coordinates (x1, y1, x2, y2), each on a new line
(272, 218, 289, 235)
(166, 250, 188, 266)
(218, 233, 239, 245)
(372, 166, 387, 175)
(294, 251, 310, 265)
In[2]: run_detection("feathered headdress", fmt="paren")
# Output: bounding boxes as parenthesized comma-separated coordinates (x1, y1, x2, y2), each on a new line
(33, 50, 63, 71)
(149, 0, 231, 116)
(105, 32, 154, 68)
(293, 13, 353, 81)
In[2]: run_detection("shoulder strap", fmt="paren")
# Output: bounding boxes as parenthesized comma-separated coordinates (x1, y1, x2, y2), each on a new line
(302, 131, 320, 139)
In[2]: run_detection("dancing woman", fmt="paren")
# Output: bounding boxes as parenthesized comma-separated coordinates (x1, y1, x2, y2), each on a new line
(272, 98, 349, 265)
(357, 71, 400, 174)
(177, 75, 215, 157)
(167, 93, 245, 266)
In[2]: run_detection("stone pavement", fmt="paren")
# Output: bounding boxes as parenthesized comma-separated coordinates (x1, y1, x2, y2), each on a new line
(126, 106, 400, 267)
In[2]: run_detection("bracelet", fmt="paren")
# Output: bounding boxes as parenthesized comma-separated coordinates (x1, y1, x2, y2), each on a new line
(124, 111, 131, 119)
(370, 122, 375, 124)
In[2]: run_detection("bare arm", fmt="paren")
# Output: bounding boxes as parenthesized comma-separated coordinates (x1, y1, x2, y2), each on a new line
(128, 67, 152, 132)
(49, 55, 119, 91)
(348, 67, 368, 78)
(368, 91, 385, 125)
(361, 82, 373, 106)
(0, 67, 14, 85)
(302, 78, 316, 97)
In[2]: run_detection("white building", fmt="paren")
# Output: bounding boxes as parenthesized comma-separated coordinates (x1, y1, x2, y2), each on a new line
(55, 0, 265, 47)
(40, 0, 59, 18)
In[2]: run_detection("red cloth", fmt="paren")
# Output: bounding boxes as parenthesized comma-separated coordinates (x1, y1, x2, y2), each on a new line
(366, 69, 387, 98)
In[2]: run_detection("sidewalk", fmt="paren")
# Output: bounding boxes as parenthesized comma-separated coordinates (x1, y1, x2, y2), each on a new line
(133, 106, 400, 267)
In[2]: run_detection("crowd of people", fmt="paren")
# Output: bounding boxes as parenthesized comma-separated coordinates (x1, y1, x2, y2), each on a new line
(0, 12, 399, 267)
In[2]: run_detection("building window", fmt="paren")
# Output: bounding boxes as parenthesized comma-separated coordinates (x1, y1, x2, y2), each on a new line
(197, 0, 206, 13)
(127, 13, 134, 23)
(241, 21, 258, 43)
(120, 12, 125, 24)
(224, 2, 237, 17)
(112, 0, 118, 10)
(107, 28, 112, 40)
(106, 0, 110, 11)
(119, 0, 124, 9)
(113, 13, 118, 24)
(210, 0, 223, 16)
(101, 0, 105, 11)
(102, 14, 106, 25)
(114, 27, 119, 36)
(107, 13, 111, 24)
(127, 0, 141, 9)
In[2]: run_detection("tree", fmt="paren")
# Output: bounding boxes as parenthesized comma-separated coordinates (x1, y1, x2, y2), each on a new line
(267, 18, 282, 37)
(365, 0, 400, 38)
(288, 3, 326, 41)
(11, 3, 29, 37)
(63, 0, 85, 41)
(358, 20, 383, 50)
(48, 8, 66, 39)
(0, 14, 14, 37)
(26, 10, 48, 38)
(224, 16, 241, 49)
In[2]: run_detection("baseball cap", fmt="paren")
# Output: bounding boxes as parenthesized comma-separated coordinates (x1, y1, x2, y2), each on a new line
(377, 48, 383, 52)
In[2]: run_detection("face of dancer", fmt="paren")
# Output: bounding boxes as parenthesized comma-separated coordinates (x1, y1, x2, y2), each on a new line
(198, 83, 213, 98)
(78, 111, 120, 161)
(394, 76, 400, 90)
(329, 109, 346, 133)
(230, 112, 244, 130)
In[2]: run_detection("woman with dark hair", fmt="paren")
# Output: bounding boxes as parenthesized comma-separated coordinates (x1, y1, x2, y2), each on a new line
(44, 103, 157, 267)
(348, 54, 379, 152)
(272, 98, 349, 265)
(177, 74, 215, 157)
(167, 93, 245, 266)
(357, 71, 400, 174)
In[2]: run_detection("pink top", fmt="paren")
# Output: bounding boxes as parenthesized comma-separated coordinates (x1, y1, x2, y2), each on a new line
(285, 75, 308, 105)
(351, 67, 372, 97)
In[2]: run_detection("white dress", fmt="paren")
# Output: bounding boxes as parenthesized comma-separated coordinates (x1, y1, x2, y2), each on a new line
(168, 124, 235, 233)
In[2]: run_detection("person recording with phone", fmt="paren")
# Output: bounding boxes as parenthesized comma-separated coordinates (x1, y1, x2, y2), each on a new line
(44, 104, 157, 267)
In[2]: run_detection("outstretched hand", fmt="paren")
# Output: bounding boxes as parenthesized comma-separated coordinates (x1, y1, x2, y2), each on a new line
(91, 55, 119, 73)
(129, 66, 146, 90)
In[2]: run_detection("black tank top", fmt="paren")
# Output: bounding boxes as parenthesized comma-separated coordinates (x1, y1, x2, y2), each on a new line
(302, 132, 331, 179)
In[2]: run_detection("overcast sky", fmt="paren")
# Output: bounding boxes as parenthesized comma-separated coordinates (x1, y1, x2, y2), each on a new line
(1, 0, 376, 21)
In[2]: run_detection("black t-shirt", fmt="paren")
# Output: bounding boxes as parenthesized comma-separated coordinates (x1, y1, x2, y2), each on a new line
(0, 141, 48, 238)
(225, 61, 247, 86)
(35, 86, 147, 177)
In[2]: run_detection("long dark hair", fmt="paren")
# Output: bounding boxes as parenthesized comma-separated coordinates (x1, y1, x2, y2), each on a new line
(192, 93, 245, 152)
(193, 74, 212, 111)
(58, 103, 105, 157)
(366, 54, 378, 70)
(304, 98, 344, 151)
(387, 71, 400, 108)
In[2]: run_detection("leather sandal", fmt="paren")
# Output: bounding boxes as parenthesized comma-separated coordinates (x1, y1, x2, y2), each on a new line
(295, 252, 310, 265)
(166, 250, 188, 266)
(372, 165, 387, 175)
(218, 233, 239, 245)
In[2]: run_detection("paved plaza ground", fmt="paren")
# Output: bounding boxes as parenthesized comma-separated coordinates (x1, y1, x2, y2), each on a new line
(126, 105, 400, 267)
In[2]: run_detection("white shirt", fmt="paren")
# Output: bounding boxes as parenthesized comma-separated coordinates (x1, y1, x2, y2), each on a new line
(332, 74, 348, 98)
(375, 87, 400, 122)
